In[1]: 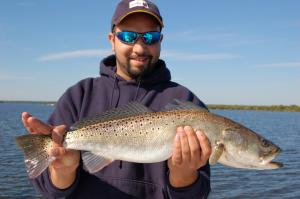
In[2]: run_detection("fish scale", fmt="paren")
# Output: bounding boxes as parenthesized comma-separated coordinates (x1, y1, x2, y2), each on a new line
(64, 111, 181, 162)
(16, 100, 283, 179)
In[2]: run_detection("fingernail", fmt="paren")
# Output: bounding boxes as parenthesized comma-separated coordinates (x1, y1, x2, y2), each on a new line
(177, 126, 183, 131)
(174, 134, 179, 142)
(184, 126, 192, 131)
(196, 130, 203, 136)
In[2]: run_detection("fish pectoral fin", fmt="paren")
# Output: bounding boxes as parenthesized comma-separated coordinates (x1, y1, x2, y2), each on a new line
(82, 151, 114, 173)
(209, 142, 225, 165)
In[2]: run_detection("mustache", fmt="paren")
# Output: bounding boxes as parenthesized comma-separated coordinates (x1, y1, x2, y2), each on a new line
(129, 54, 151, 59)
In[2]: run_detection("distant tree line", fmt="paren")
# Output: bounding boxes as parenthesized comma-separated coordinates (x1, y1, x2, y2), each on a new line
(1, 101, 300, 112)
(207, 104, 300, 112)
(0, 101, 56, 106)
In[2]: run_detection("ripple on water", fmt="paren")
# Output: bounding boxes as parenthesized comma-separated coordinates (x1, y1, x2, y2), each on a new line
(1, 104, 300, 198)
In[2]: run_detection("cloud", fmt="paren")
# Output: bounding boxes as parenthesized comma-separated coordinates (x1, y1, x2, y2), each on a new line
(167, 31, 236, 41)
(0, 74, 32, 80)
(285, 20, 300, 28)
(38, 48, 237, 62)
(254, 62, 300, 68)
(162, 50, 239, 61)
(38, 49, 111, 61)
(166, 30, 264, 46)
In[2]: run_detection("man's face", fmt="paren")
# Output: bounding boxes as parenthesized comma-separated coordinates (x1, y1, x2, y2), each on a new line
(109, 13, 162, 80)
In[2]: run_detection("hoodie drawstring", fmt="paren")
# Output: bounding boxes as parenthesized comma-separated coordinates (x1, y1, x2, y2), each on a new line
(110, 75, 123, 169)
(134, 77, 142, 101)
(110, 74, 142, 169)
(119, 78, 141, 169)
(110, 74, 118, 109)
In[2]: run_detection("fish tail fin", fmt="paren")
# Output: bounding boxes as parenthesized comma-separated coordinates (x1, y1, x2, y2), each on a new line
(15, 134, 53, 178)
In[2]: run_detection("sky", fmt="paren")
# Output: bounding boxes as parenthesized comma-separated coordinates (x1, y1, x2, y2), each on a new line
(0, 0, 299, 105)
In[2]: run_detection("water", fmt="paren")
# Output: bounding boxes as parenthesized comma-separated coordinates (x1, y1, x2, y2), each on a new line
(209, 110, 300, 199)
(0, 103, 299, 198)
(0, 103, 52, 198)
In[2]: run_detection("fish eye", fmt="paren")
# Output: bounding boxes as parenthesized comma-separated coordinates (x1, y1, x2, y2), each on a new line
(261, 139, 270, 147)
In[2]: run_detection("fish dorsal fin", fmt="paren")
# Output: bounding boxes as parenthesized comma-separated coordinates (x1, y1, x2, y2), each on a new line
(71, 102, 152, 130)
(163, 99, 209, 112)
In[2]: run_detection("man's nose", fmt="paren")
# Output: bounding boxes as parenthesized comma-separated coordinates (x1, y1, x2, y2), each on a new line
(132, 37, 147, 54)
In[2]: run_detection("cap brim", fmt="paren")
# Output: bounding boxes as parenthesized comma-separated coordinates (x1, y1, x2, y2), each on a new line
(117, 10, 164, 28)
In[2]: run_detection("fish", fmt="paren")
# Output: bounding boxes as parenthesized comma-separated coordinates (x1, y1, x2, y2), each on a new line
(16, 99, 283, 179)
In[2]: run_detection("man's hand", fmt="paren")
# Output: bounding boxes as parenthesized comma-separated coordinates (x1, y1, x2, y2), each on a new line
(22, 112, 80, 189)
(167, 126, 211, 188)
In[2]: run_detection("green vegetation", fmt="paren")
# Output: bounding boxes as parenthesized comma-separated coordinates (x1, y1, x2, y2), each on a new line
(208, 104, 300, 112)
(1, 101, 300, 112)
(0, 100, 56, 106)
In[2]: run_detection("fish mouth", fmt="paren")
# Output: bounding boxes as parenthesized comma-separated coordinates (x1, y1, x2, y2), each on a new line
(260, 147, 283, 169)
(267, 161, 283, 168)
(258, 160, 283, 170)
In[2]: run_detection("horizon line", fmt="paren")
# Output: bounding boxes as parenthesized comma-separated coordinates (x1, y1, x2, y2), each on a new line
(1, 100, 299, 107)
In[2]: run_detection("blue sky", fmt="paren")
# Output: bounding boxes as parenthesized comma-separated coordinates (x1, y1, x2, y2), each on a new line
(0, 0, 299, 105)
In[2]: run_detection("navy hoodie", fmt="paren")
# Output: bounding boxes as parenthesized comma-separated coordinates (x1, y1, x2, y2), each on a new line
(31, 55, 211, 199)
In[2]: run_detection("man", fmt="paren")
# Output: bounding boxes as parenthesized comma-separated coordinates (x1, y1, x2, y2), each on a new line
(22, 0, 211, 198)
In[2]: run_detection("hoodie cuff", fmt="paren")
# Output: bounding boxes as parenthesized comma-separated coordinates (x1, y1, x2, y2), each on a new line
(34, 167, 81, 198)
(48, 167, 80, 195)
(166, 171, 210, 199)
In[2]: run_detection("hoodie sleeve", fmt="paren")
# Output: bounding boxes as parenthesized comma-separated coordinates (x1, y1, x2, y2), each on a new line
(166, 163, 211, 199)
(29, 81, 86, 198)
(30, 166, 81, 199)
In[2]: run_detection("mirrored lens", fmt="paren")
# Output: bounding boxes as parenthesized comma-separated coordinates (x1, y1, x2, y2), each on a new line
(116, 32, 137, 44)
(143, 32, 161, 45)
(116, 31, 161, 45)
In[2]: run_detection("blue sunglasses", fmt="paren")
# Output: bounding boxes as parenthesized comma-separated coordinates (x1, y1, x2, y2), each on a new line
(114, 31, 161, 45)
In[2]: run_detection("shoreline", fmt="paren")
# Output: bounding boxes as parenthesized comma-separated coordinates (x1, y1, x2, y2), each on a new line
(207, 104, 300, 112)
(1, 100, 300, 112)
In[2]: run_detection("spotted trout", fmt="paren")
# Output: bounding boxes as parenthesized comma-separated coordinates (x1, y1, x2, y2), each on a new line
(16, 100, 283, 179)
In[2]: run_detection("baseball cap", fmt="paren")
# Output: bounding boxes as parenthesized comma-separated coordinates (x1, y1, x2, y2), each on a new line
(111, 0, 164, 31)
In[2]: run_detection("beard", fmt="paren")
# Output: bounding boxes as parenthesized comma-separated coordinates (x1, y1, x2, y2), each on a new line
(116, 54, 156, 79)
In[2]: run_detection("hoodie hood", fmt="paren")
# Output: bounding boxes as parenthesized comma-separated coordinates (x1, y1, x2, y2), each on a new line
(100, 55, 171, 85)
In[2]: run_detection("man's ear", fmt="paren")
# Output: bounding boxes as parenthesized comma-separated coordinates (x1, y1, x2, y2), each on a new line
(108, 32, 115, 52)
(160, 34, 163, 42)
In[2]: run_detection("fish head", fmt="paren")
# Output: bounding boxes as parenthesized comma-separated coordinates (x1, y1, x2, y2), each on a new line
(256, 135, 282, 164)
(218, 126, 283, 170)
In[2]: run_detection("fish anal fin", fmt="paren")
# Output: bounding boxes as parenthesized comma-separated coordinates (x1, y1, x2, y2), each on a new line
(209, 142, 225, 165)
(82, 152, 114, 173)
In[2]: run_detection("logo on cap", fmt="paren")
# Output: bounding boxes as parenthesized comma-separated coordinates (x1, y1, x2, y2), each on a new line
(129, 0, 149, 9)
